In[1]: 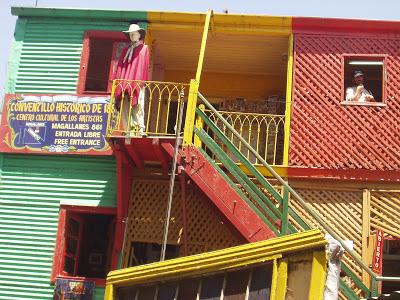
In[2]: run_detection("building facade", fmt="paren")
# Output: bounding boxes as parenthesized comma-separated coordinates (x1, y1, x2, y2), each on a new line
(0, 6, 399, 300)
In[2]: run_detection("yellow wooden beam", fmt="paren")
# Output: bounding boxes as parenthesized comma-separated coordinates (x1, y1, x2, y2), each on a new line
(238, 163, 288, 178)
(308, 250, 327, 300)
(270, 258, 288, 300)
(182, 10, 212, 146)
(270, 258, 279, 299)
(275, 258, 288, 300)
(283, 34, 294, 166)
(104, 283, 114, 300)
(194, 104, 205, 148)
(362, 189, 371, 286)
(106, 230, 325, 288)
(182, 79, 199, 145)
(195, 9, 212, 82)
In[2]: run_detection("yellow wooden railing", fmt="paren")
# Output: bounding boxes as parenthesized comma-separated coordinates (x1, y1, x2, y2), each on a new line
(201, 109, 285, 165)
(104, 230, 327, 300)
(106, 80, 189, 137)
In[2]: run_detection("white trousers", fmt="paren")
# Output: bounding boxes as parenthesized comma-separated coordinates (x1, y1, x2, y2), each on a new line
(121, 88, 145, 135)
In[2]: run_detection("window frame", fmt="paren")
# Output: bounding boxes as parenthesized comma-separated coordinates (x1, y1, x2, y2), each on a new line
(341, 53, 388, 107)
(51, 205, 117, 286)
(77, 30, 128, 95)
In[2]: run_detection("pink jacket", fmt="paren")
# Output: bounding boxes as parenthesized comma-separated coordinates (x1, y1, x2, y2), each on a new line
(113, 43, 149, 106)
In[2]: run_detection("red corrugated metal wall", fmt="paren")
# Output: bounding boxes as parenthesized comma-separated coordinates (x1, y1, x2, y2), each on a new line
(290, 33, 400, 170)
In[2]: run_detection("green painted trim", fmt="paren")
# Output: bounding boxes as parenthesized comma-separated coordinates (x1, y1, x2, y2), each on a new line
(0, 153, 4, 182)
(196, 108, 284, 205)
(339, 279, 360, 300)
(341, 263, 370, 296)
(5, 17, 27, 93)
(370, 277, 378, 297)
(11, 7, 148, 21)
(281, 186, 289, 235)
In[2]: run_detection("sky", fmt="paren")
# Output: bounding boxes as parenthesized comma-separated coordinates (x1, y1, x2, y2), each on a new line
(2, 0, 400, 98)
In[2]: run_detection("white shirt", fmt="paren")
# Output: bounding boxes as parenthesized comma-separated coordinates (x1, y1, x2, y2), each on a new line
(345, 86, 373, 102)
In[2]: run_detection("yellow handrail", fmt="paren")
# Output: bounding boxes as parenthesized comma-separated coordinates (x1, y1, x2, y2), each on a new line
(183, 10, 213, 145)
(204, 109, 285, 165)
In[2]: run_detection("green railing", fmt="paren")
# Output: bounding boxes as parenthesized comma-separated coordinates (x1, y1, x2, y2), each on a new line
(193, 92, 374, 299)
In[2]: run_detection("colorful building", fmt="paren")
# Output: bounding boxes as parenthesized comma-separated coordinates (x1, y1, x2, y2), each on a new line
(0, 6, 399, 300)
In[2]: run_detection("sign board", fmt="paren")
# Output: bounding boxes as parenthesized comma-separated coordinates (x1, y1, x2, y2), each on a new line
(372, 229, 384, 274)
(0, 94, 112, 155)
(53, 278, 95, 300)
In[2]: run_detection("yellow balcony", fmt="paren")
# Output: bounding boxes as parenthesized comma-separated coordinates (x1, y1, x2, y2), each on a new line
(106, 80, 189, 138)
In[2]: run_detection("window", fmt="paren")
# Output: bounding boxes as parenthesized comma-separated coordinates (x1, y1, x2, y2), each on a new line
(51, 206, 116, 285)
(126, 242, 180, 267)
(342, 54, 387, 106)
(383, 238, 400, 293)
(78, 31, 129, 94)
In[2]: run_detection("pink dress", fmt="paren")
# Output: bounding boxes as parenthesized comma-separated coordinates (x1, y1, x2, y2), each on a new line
(113, 43, 149, 106)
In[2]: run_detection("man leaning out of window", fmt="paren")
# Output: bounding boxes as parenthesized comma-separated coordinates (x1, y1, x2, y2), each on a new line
(346, 70, 375, 102)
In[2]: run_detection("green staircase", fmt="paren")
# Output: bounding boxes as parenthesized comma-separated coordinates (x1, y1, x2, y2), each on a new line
(189, 92, 374, 299)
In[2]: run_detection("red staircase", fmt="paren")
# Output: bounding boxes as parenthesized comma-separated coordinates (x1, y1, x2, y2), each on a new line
(110, 137, 276, 243)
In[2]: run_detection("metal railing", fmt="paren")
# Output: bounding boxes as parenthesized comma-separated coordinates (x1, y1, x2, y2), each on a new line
(106, 80, 189, 137)
(203, 109, 285, 165)
(194, 92, 400, 299)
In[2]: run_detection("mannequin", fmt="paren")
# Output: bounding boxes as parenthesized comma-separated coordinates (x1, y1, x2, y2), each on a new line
(113, 24, 149, 136)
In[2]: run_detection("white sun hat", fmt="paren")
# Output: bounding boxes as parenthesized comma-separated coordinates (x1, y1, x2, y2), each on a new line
(123, 24, 146, 33)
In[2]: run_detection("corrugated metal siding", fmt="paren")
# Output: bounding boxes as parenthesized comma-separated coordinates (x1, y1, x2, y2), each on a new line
(14, 18, 129, 94)
(0, 153, 116, 300)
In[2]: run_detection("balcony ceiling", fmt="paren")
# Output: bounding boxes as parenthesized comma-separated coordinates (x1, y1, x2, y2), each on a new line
(151, 30, 288, 77)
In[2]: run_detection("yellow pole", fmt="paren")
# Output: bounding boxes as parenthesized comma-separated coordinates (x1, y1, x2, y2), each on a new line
(274, 258, 288, 300)
(282, 34, 294, 166)
(195, 10, 212, 82)
(183, 10, 213, 145)
(194, 104, 205, 148)
(104, 283, 114, 300)
(308, 250, 327, 300)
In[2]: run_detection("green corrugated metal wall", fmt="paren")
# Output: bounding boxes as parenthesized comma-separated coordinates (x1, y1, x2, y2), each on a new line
(7, 17, 130, 94)
(0, 153, 116, 300)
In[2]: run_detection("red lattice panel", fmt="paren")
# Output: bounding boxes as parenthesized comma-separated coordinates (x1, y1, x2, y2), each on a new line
(290, 34, 400, 170)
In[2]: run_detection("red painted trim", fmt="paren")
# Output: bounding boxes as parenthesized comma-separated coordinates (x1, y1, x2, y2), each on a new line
(51, 205, 117, 284)
(286, 167, 400, 182)
(59, 205, 116, 215)
(51, 208, 67, 282)
(179, 174, 188, 256)
(77, 30, 128, 94)
(123, 143, 145, 170)
(293, 17, 400, 35)
(152, 138, 169, 175)
(111, 146, 130, 269)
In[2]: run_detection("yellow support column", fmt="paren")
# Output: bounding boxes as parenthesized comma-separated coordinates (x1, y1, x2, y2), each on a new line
(272, 258, 288, 300)
(183, 10, 212, 146)
(183, 79, 199, 145)
(308, 250, 327, 300)
(362, 189, 372, 286)
(104, 283, 114, 300)
(194, 104, 205, 148)
(283, 34, 294, 166)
